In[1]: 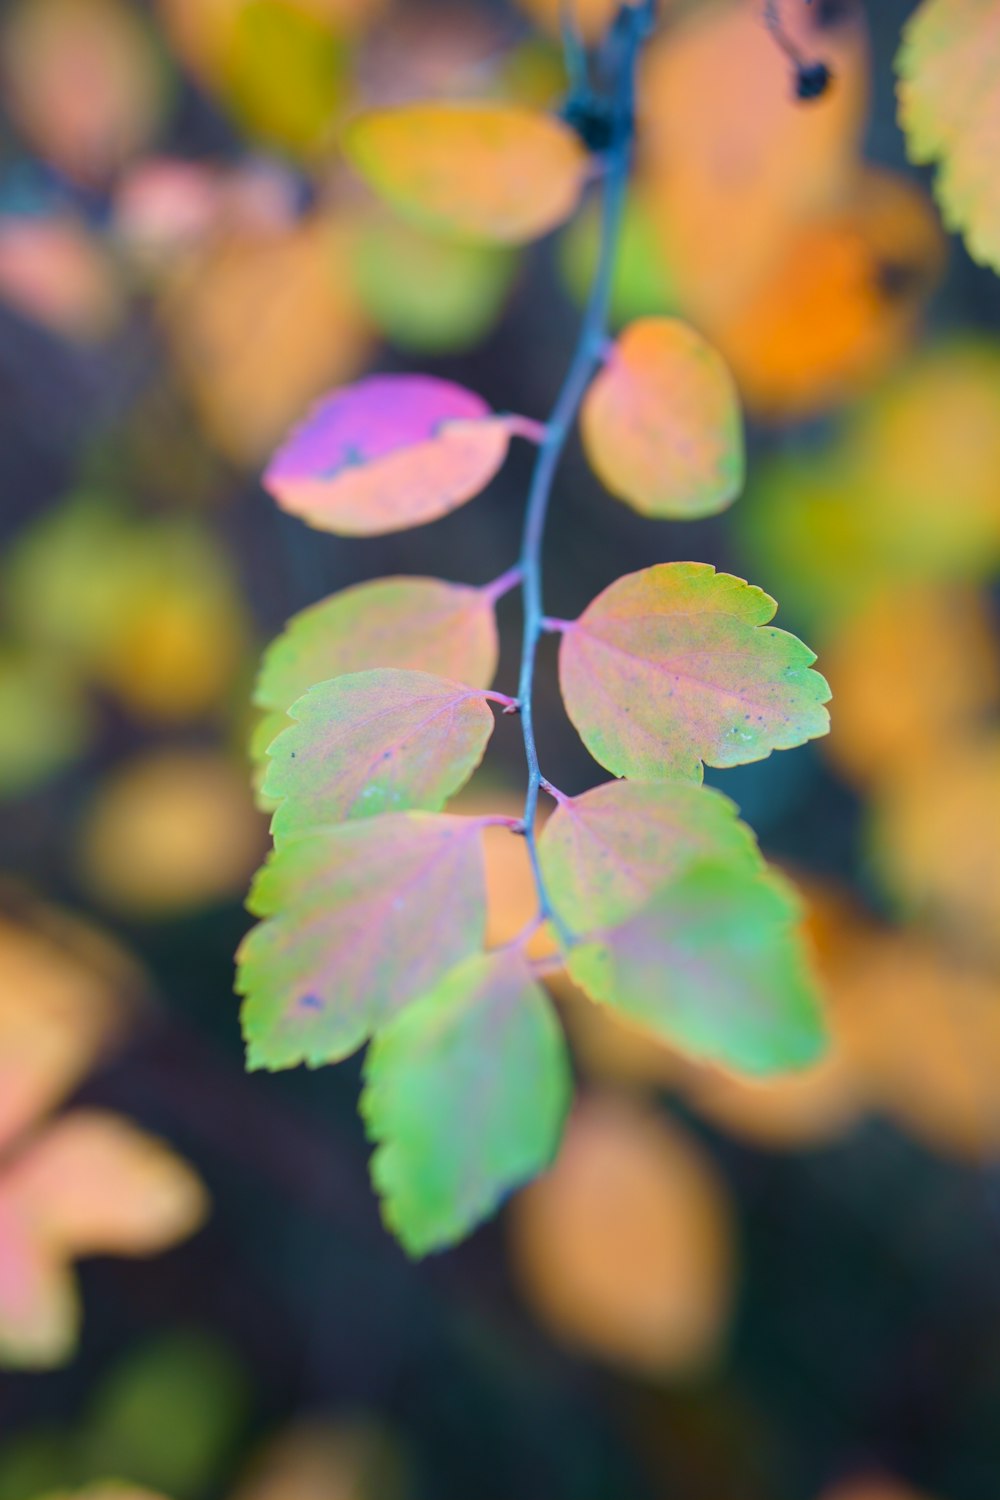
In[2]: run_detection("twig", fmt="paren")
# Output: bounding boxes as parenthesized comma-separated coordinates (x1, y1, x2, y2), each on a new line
(514, 0, 654, 949)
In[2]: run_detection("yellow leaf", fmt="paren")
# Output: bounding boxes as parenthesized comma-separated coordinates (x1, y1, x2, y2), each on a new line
(509, 1095, 733, 1373)
(823, 584, 1000, 789)
(77, 750, 265, 917)
(898, 0, 1000, 272)
(344, 102, 588, 245)
(870, 735, 1000, 962)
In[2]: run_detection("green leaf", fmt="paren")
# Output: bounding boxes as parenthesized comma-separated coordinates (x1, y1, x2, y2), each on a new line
(251, 575, 499, 783)
(237, 813, 487, 1069)
(361, 949, 571, 1256)
(539, 779, 762, 934)
(264, 668, 497, 842)
(568, 862, 827, 1076)
(897, 0, 1000, 273)
(353, 214, 516, 353)
(558, 563, 830, 781)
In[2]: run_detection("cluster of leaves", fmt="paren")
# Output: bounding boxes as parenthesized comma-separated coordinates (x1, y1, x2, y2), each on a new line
(237, 9, 834, 1257)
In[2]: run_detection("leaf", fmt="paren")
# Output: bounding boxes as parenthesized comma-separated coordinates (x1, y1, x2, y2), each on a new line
(834, 928, 1000, 1159)
(237, 813, 487, 1069)
(0, 908, 128, 1154)
(252, 575, 499, 773)
(567, 862, 827, 1074)
(710, 166, 945, 422)
(580, 318, 744, 519)
(4, 1109, 209, 1257)
(162, 212, 374, 467)
(0, 0, 170, 187)
(508, 1096, 733, 1373)
(869, 735, 1000, 961)
(823, 583, 1000, 790)
(539, 779, 761, 933)
(558, 562, 830, 782)
(361, 948, 571, 1256)
(78, 750, 263, 917)
(639, 0, 869, 325)
(352, 210, 516, 354)
(0, 1194, 78, 1368)
(263, 669, 498, 842)
(227, 1419, 406, 1500)
(897, 0, 1000, 273)
(263, 374, 513, 534)
(344, 102, 588, 244)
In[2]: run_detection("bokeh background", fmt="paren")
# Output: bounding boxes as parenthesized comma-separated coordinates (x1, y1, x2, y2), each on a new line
(2, 1, 1000, 1497)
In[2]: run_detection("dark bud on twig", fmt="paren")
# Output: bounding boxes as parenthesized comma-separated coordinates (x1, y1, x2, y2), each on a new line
(795, 60, 832, 101)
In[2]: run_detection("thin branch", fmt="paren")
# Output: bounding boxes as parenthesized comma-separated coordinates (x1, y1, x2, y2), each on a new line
(514, 0, 654, 950)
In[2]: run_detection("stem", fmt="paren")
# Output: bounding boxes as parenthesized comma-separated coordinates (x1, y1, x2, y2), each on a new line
(515, 0, 652, 949)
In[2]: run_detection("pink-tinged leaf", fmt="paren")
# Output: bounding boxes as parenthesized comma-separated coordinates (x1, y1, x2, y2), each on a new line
(361, 947, 571, 1256)
(559, 563, 830, 782)
(237, 813, 488, 1070)
(263, 375, 512, 535)
(0, 1193, 77, 1368)
(264, 668, 499, 843)
(581, 318, 744, 519)
(3, 1109, 209, 1258)
(569, 862, 827, 1076)
(344, 102, 589, 245)
(251, 574, 499, 774)
(539, 780, 761, 935)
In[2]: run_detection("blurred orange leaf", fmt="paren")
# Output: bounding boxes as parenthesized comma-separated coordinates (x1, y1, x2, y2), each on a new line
(639, 0, 869, 324)
(162, 214, 374, 466)
(509, 1095, 734, 1374)
(712, 168, 946, 420)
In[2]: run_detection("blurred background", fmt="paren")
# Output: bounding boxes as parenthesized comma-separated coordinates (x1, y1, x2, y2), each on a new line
(2, 0, 1000, 1497)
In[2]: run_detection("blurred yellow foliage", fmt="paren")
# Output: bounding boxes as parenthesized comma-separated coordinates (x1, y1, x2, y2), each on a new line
(871, 735, 1000, 964)
(823, 584, 1000, 789)
(509, 1095, 733, 1374)
(4, 500, 250, 724)
(77, 749, 266, 917)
